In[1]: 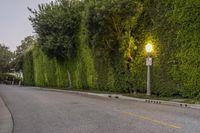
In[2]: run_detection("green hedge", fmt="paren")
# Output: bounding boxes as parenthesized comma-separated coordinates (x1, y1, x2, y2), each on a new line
(23, 50, 35, 86)
(32, 46, 68, 88)
(23, 0, 200, 99)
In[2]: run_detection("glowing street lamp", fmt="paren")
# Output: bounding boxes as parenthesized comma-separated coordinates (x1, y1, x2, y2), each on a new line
(146, 43, 153, 53)
(146, 43, 153, 96)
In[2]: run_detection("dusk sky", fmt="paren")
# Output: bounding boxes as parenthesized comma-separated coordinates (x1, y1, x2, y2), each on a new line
(0, 0, 54, 51)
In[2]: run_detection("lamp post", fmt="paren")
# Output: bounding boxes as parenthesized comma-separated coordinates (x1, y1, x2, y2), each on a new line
(145, 43, 153, 96)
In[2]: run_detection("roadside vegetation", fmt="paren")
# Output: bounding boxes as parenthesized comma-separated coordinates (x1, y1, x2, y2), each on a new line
(0, 36, 34, 84)
(0, 44, 15, 84)
(21, 0, 200, 101)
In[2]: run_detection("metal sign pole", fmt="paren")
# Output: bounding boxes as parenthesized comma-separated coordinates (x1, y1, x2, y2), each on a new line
(147, 64, 151, 96)
(146, 53, 151, 96)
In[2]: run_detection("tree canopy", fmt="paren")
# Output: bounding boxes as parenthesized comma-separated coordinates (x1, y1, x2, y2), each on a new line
(11, 36, 35, 71)
(29, 0, 84, 60)
(0, 44, 13, 73)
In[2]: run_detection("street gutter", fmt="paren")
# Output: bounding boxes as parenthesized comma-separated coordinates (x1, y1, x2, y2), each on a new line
(32, 87, 200, 110)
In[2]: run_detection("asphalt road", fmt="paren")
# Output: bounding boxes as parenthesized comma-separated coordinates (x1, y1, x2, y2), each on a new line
(0, 85, 200, 133)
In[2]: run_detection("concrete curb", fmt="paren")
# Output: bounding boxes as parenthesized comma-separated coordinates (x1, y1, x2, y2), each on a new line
(35, 87, 200, 110)
(0, 96, 13, 133)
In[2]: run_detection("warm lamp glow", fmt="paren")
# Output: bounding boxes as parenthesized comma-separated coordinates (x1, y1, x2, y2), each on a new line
(145, 43, 153, 53)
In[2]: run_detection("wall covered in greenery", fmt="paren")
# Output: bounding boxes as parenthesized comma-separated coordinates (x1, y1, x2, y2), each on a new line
(23, 0, 200, 99)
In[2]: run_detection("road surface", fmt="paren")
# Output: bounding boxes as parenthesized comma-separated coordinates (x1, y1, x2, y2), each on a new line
(0, 85, 199, 133)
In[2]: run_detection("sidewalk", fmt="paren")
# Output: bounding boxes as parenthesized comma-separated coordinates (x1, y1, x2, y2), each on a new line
(35, 87, 200, 110)
(0, 96, 13, 133)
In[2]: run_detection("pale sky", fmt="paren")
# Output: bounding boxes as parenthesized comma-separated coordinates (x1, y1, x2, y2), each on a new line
(0, 0, 54, 51)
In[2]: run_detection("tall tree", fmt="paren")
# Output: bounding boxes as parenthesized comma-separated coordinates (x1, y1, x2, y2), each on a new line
(0, 44, 13, 73)
(11, 36, 35, 71)
(28, 0, 84, 60)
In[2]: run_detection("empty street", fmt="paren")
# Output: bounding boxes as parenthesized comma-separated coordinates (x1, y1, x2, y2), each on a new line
(0, 85, 200, 133)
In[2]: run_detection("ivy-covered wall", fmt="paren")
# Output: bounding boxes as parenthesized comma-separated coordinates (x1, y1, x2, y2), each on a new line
(23, 0, 200, 99)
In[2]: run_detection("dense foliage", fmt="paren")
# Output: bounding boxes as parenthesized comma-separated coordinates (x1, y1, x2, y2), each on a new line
(23, 50, 35, 86)
(167, 0, 200, 98)
(0, 44, 18, 84)
(11, 36, 35, 72)
(24, 0, 200, 99)
(29, 0, 84, 60)
(0, 44, 13, 73)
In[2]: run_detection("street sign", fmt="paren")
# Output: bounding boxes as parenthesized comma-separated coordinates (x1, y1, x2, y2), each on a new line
(146, 57, 152, 66)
